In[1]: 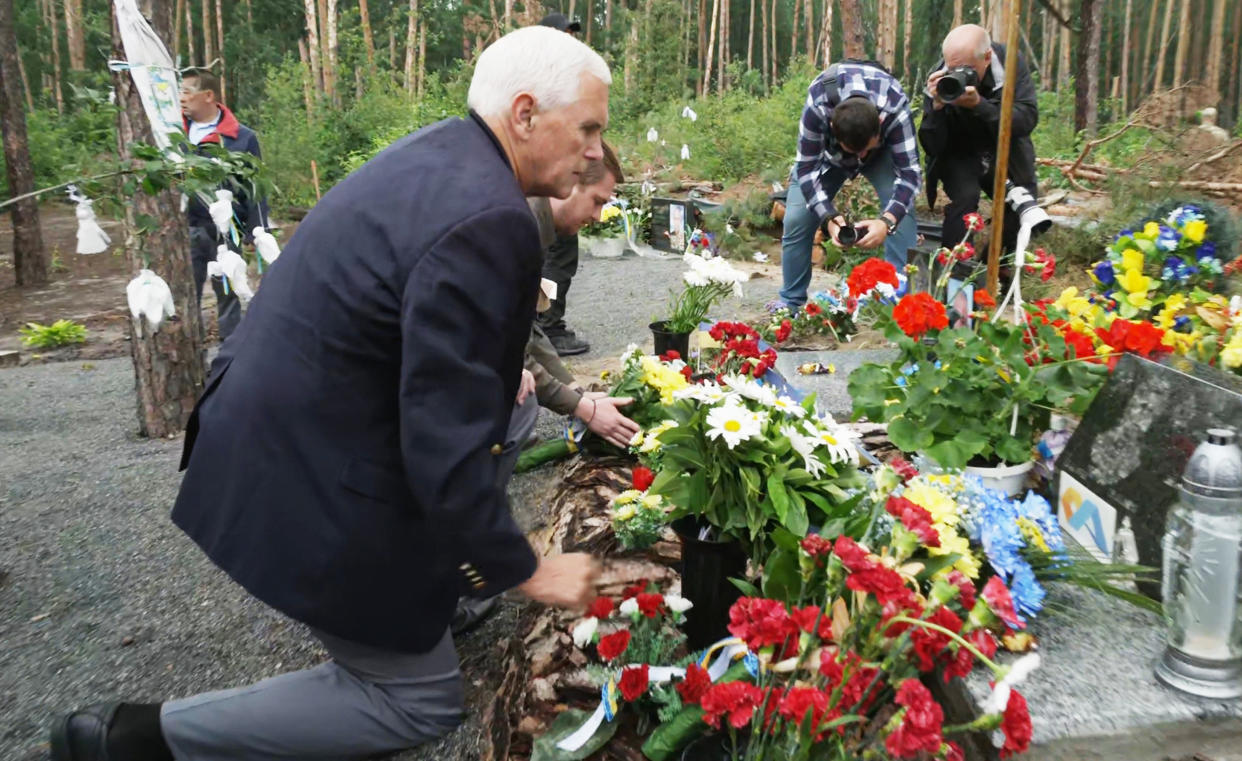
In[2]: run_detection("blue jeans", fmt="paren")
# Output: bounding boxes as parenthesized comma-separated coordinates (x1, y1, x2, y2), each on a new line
(780, 147, 917, 308)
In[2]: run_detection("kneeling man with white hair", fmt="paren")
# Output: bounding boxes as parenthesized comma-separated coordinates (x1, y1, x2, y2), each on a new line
(49, 26, 610, 761)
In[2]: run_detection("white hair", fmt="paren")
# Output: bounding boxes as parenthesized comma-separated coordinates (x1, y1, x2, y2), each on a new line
(943, 24, 992, 60)
(467, 26, 612, 117)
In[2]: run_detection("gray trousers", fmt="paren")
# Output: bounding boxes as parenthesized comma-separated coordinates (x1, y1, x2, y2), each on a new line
(190, 226, 242, 342)
(157, 396, 539, 760)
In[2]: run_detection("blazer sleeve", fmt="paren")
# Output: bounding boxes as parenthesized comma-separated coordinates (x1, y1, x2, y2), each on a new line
(398, 206, 540, 598)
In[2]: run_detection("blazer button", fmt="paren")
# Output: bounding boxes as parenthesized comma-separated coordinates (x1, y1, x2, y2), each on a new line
(490, 443, 504, 455)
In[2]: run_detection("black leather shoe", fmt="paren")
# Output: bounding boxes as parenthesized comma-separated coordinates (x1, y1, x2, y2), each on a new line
(549, 332, 590, 357)
(451, 595, 499, 636)
(50, 702, 121, 761)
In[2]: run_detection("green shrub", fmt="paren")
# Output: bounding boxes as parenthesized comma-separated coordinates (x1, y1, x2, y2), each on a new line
(20, 320, 88, 349)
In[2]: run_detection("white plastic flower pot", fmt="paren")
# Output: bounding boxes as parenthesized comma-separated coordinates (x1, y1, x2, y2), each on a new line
(584, 236, 628, 259)
(963, 459, 1035, 498)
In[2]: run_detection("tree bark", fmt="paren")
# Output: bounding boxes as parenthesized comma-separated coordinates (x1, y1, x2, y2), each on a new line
(585, 0, 593, 44)
(46, 0, 65, 113)
(1191, 0, 1208, 83)
(504, 0, 513, 29)
(1227, 0, 1242, 128)
(805, 0, 815, 66)
(324, 0, 338, 103)
(184, 0, 196, 63)
(303, 0, 321, 91)
(404, 0, 417, 93)
(1102, 0, 1113, 106)
(1040, 6, 1053, 89)
(201, 0, 212, 63)
(1206, 0, 1226, 96)
(173, 0, 184, 59)
(769, 0, 777, 87)
(417, 18, 426, 96)
(111, 0, 206, 437)
(839, 0, 864, 59)
(717, 0, 727, 91)
(954, 0, 963, 25)
(790, 0, 801, 65)
(901, 0, 912, 79)
(359, 0, 375, 68)
(1074, 0, 1102, 135)
(819, 0, 833, 67)
(747, 0, 755, 68)
(1171, 0, 1189, 86)
(760, 0, 769, 91)
(16, 41, 33, 110)
(1140, 0, 1159, 95)
(1154, 0, 1173, 90)
(297, 37, 315, 121)
(1058, 0, 1070, 89)
(1119, 0, 1131, 113)
(697, 0, 706, 96)
(63, 0, 85, 69)
(703, 0, 719, 93)
(214, 0, 226, 102)
(1, 0, 47, 287)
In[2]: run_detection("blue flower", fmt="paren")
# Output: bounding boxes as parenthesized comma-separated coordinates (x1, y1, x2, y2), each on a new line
(1174, 315, 1192, 332)
(901, 363, 920, 375)
(1093, 260, 1116, 286)
(1200, 257, 1224, 275)
(1196, 241, 1217, 261)
(933, 360, 942, 370)
(1156, 225, 1182, 252)
(1168, 205, 1204, 226)
(1018, 492, 1064, 552)
(1008, 563, 1046, 622)
(1113, 229, 1134, 243)
(895, 375, 907, 387)
(1162, 256, 1197, 283)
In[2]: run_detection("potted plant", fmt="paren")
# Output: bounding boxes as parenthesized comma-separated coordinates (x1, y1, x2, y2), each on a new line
(581, 200, 647, 258)
(848, 287, 1106, 494)
(653, 253, 748, 358)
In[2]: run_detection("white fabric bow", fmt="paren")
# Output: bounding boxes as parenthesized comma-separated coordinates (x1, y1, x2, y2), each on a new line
(207, 189, 235, 239)
(125, 269, 175, 331)
(206, 245, 254, 302)
(680, 144, 691, 160)
(252, 226, 281, 264)
(682, 106, 698, 122)
(74, 199, 112, 254)
(646, 127, 658, 143)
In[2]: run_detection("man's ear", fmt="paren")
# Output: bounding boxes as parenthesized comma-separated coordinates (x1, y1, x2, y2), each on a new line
(510, 93, 537, 137)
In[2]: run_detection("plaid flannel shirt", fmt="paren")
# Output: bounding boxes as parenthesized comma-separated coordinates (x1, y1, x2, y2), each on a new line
(794, 63, 922, 224)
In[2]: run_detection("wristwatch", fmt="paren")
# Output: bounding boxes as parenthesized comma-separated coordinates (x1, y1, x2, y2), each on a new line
(884, 216, 898, 236)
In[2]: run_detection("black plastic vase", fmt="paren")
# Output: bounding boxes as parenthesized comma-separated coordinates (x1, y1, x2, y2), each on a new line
(673, 517, 748, 652)
(650, 320, 692, 360)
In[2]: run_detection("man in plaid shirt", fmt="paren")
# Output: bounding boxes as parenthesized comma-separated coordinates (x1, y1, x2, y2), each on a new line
(779, 61, 921, 309)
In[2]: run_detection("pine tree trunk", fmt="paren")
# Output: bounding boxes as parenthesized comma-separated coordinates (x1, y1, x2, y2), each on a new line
(1120, 0, 1131, 113)
(586, 0, 593, 44)
(569, 0, 577, 18)
(747, 0, 755, 68)
(901, 0, 912, 79)
(201, 0, 212, 63)
(606, 0, 613, 44)
(790, 0, 801, 65)
(1141, 0, 1159, 94)
(417, 19, 426, 96)
(46, 0, 65, 113)
(1102, 1, 1113, 106)
(1058, 0, 1070, 88)
(16, 42, 33, 110)
(1075, 0, 1102, 135)
(697, 0, 707, 96)
(1040, 6, 1053, 89)
(954, 0, 963, 25)
(805, 0, 815, 66)
(768, 0, 777, 87)
(760, 0, 769, 90)
(1190, 0, 1207, 83)
(1206, 0, 1226, 95)
(839, 0, 864, 59)
(185, 0, 196, 63)
(359, 0, 375, 68)
(325, 0, 338, 104)
(1, 0, 47, 287)
(1154, 0, 1173, 90)
(111, 0, 206, 438)
(703, 0, 719, 93)
(819, 0, 833, 67)
(721, 0, 729, 90)
(174, 0, 184, 59)
(303, 0, 321, 91)
(215, 0, 226, 102)
(297, 37, 315, 121)
(404, 0, 417, 92)
(1171, 0, 1189, 86)
(63, 0, 85, 69)
(504, 0, 513, 29)
(1227, 0, 1242, 128)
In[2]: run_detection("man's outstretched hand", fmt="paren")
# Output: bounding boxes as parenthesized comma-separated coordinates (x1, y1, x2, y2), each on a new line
(518, 552, 600, 610)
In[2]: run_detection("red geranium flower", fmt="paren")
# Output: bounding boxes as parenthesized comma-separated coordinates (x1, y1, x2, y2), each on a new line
(981, 576, 1024, 630)
(847, 257, 900, 297)
(910, 605, 963, 672)
(620, 579, 649, 600)
(805, 302, 824, 316)
(974, 289, 996, 309)
(699, 681, 765, 729)
(893, 292, 949, 338)
(588, 596, 615, 619)
(946, 570, 977, 611)
(999, 687, 1033, 757)
(676, 663, 711, 704)
(618, 664, 650, 701)
(636, 592, 665, 618)
(728, 597, 797, 652)
(884, 679, 945, 758)
(1061, 327, 1097, 361)
(885, 495, 941, 547)
(631, 466, 655, 492)
(964, 212, 986, 232)
(775, 318, 793, 343)
(596, 629, 631, 661)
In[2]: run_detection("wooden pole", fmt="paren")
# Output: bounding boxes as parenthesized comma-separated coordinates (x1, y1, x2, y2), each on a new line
(310, 159, 321, 200)
(986, 0, 1022, 295)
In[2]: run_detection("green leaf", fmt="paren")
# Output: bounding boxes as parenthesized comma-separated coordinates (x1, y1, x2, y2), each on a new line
(887, 416, 935, 452)
(729, 577, 761, 597)
(641, 706, 707, 761)
(532, 708, 620, 761)
(767, 471, 790, 524)
(761, 546, 800, 601)
(915, 553, 961, 581)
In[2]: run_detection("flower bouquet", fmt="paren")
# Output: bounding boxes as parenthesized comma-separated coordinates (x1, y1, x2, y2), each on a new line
(659, 253, 750, 336)
(612, 465, 673, 551)
(705, 321, 779, 380)
(848, 289, 1106, 471)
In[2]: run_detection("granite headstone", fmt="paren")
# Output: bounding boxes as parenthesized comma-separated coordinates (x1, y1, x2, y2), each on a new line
(1054, 353, 1242, 596)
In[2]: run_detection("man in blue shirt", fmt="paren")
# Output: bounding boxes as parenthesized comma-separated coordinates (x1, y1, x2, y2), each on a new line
(780, 60, 922, 309)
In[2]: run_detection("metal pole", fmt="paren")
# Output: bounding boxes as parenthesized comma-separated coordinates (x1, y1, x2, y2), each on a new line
(986, 0, 1023, 295)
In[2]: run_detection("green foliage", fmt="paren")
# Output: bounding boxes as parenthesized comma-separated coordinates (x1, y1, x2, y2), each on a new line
(19, 320, 88, 349)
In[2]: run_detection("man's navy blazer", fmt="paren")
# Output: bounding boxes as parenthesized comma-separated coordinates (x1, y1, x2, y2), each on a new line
(173, 112, 542, 653)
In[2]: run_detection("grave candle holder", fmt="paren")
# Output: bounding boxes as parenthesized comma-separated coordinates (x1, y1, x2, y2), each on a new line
(1156, 427, 1242, 699)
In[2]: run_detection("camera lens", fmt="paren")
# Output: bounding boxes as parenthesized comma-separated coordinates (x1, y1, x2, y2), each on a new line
(837, 225, 860, 246)
(936, 76, 964, 101)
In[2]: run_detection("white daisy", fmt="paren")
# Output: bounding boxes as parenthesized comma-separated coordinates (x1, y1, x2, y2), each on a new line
(619, 598, 640, 616)
(771, 395, 807, 419)
(722, 375, 775, 407)
(782, 424, 827, 478)
(664, 594, 694, 613)
(683, 269, 710, 287)
(572, 617, 599, 648)
(705, 402, 761, 449)
(803, 421, 855, 464)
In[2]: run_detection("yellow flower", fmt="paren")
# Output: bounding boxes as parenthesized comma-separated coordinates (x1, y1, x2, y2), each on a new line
(1016, 517, 1051, 553)
(639, 494, 665, 510)
(1183, 219, 1206, 243)
(600, 205, 622, 222)
(1117, 267, 1151, 295)
(1162, 330, 1199, 355)
(1121, 248, 1145, 273)
(1139, 222, 1160, 240)
(639, 356, 689, 404)
(614, 504, 637, 521)
(1054, 287, 1091, 317)
(614, 489, 642, 506)
(903, 481, 960, 528)
(929, 529, 980, 579)
(1222, 336, 1242, 369)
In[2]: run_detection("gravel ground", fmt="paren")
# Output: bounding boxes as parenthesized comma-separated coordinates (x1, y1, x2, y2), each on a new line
(0, 250, 840, 760)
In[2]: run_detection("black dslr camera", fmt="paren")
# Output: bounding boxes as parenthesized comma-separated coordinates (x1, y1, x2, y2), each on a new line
(831, 215, 865, 246)
(936, 65, 980, 103)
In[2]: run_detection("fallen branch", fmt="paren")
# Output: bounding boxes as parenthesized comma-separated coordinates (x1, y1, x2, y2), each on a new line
(1185, 140, 1242, 175)
(1069, 118, 1142, 176)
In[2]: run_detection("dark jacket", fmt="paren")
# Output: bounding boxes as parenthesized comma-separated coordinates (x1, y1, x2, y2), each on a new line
(184, 105, 266, 241)
(918, 43, 1038, 208)
(173, 112, 543, 653)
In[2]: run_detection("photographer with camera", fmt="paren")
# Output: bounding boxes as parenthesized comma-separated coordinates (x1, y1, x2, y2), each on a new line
(919, 24, 1039, 253)
(779, 60, 921, 310)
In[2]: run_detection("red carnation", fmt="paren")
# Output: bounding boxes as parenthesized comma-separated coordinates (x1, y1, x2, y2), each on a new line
(805, 302, 824, 316)
(636, 592, 665, 618)
(699, 681, 765, 729)
(968, 627, 998, 659)
(974, 289, 996, 309)
(945, 628, 996, 681)
(936, 249, 952, 266)
(632, 466, 655, 492)
(778, 688, 832, 737)
(846, 564, 917, 608)
(885, 495, 941, 547)
(800, 534, 833, 558)
(618, 664, 650, 701)
(1025, 248, 1056, 282)
(880, 598, 924, 638)
(680, 364, 693, 380)
(893, 292, 949, 338)
(946, 570, 977, 611)
(981, 577, 1024, 630)
(999, 687, 1033, 757)
(728, 597, 797, 652)
(775, 318, 793, 343)
(660, 349, 682, 362)
(954, 242, 976, 261)
(910, 605, 963, 672)
(884, 679, 945, 758)
(947, 741, 966, 761)
(676, 663, 711, 705)
(964, 212, 986, 232)
(832, 535, 872, 571)
(821, 650, 882, 713)
(889, 456, 919, 481)
(620, 579, 649, 600)
(790, 604, 823, 636)
(847, 257, 900, 298)
(596, 629, 631, 661)
(588, 596, 616, 620)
